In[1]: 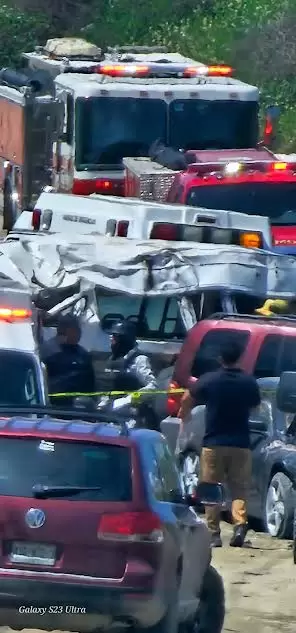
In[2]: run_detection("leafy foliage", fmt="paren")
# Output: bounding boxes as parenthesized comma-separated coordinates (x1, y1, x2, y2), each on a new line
(1, 0, 296, 149)
(0, 4, 49, 67)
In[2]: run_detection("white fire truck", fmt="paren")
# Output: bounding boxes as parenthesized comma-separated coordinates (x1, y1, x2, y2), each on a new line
(0, 37, 259, 230)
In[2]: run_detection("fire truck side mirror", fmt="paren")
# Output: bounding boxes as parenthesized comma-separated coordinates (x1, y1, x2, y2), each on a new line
(263, 105, 281, 149)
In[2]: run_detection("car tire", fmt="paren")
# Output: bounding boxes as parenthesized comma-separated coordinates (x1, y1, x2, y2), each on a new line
(265, 472, 294, 539)
(195, 565, 225, 633)
(137, 589, 178, 633)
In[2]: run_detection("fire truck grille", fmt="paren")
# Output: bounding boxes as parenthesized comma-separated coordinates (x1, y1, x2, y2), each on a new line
(138, 173, 176, 201)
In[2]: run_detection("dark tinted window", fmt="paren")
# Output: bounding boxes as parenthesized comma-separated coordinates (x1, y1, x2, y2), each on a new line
(191, 329, 250, 377)
(0, 439, 132, 501)
(0, 351, 41, 405)
(169, 100, 258, 150)
(254, 335, 282, 378)
(186, 183, 296, 223)
(191, 291, 224, 319)
(97, 294, 185, 340)
(75, 97, 166, 169)
(254, 334, 296, 377)
(232, 294, 263, 315)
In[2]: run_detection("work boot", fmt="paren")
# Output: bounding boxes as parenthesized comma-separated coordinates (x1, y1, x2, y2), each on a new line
(229, 523, 248, 547)
(210, 532, 222, 547)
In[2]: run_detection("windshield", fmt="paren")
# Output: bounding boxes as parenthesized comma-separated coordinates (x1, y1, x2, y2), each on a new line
(97, 293, 185, 339)
(186, 182, 296, 224)
(76, 97, 166, 169)
(169, 100, 258, 150)
(0, 351, 41, 405)
(75, 97, 259, 169)
(0, 438, 132, 500)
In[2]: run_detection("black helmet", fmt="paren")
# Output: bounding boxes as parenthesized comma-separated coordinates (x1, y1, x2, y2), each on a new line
(111, 320, 136, 343)
(56, 313, 81, 335)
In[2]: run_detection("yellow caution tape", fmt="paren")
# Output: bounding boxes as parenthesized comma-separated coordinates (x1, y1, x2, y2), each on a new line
(49, 389, 185, 398)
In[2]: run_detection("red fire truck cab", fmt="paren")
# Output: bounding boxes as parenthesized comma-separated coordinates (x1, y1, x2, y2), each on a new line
(123, 148, 296, 254)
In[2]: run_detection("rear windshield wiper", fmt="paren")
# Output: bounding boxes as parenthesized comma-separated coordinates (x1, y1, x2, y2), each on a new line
(32, 484, 102, 499)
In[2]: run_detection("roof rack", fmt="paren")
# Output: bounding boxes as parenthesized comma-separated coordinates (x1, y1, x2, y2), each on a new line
(209, 312, 296, 323)
(0, 405, 129, 436)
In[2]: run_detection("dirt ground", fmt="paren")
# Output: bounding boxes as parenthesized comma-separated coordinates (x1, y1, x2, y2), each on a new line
(215, 522, 295, 633)
(0, 523, 293, 633)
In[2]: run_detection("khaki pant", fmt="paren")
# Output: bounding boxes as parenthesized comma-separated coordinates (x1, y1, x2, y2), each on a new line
(200, 446, 251, 535)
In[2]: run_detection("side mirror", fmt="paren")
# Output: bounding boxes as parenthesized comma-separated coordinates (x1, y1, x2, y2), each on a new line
(263, 104, 280, 148)
(73, 396, 96, 411)
(276, 372, 296, 413)
(186, 482, 226, 507)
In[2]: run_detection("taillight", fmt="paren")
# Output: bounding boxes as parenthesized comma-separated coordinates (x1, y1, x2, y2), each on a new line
(98, 512, 163, 543)
(72, 178, 124, 196)
(32, 208, 41, 231)
(167, 380, 182, 417)
(117, 220, 129, 237)
(150, 223, 179, 240)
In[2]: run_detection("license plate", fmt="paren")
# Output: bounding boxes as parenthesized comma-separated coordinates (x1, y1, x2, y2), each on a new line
(10, 542, 56, 566)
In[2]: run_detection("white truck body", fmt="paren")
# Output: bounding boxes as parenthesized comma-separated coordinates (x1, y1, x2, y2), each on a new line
(7, 190, 272, 249)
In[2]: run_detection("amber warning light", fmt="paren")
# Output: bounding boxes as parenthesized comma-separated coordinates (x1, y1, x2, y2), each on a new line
(0, 308, 32, 322)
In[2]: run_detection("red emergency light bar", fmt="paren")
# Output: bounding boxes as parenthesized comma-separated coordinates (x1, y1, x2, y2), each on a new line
(97, 63, 233, 78)
(186, 160, 296, 175)
(184, 65, 233, 77)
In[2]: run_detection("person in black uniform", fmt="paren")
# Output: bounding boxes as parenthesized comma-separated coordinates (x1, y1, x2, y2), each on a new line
(102, 320, 159, 429)
(40, 314, 95, 405)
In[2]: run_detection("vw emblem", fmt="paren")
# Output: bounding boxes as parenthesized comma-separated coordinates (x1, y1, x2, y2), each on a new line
(25, 508, 46, 529)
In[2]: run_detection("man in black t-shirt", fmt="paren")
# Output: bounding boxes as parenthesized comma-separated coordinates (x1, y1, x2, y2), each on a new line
(40, 314, 95, 405)
(178, 342, 261, 548)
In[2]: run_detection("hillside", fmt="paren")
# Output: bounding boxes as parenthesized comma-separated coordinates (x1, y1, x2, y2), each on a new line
(1, 0, 296, 150)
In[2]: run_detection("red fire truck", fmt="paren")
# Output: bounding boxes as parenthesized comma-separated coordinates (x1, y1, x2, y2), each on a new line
(0, 37, 262, 230)
(123, 148, 296, 254)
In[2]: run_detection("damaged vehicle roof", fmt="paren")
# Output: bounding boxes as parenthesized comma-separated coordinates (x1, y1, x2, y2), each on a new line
(1, 234, 296, 298)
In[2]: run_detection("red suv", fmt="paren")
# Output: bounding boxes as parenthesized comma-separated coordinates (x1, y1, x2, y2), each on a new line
(167, 313, 296, 416)
(0, 407, 225, 633)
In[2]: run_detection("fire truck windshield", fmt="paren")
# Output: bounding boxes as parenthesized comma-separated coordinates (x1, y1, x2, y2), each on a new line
(75, 97, 259, 169)
(186, 182, 296, 224)
(169, 100, 258, 150)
